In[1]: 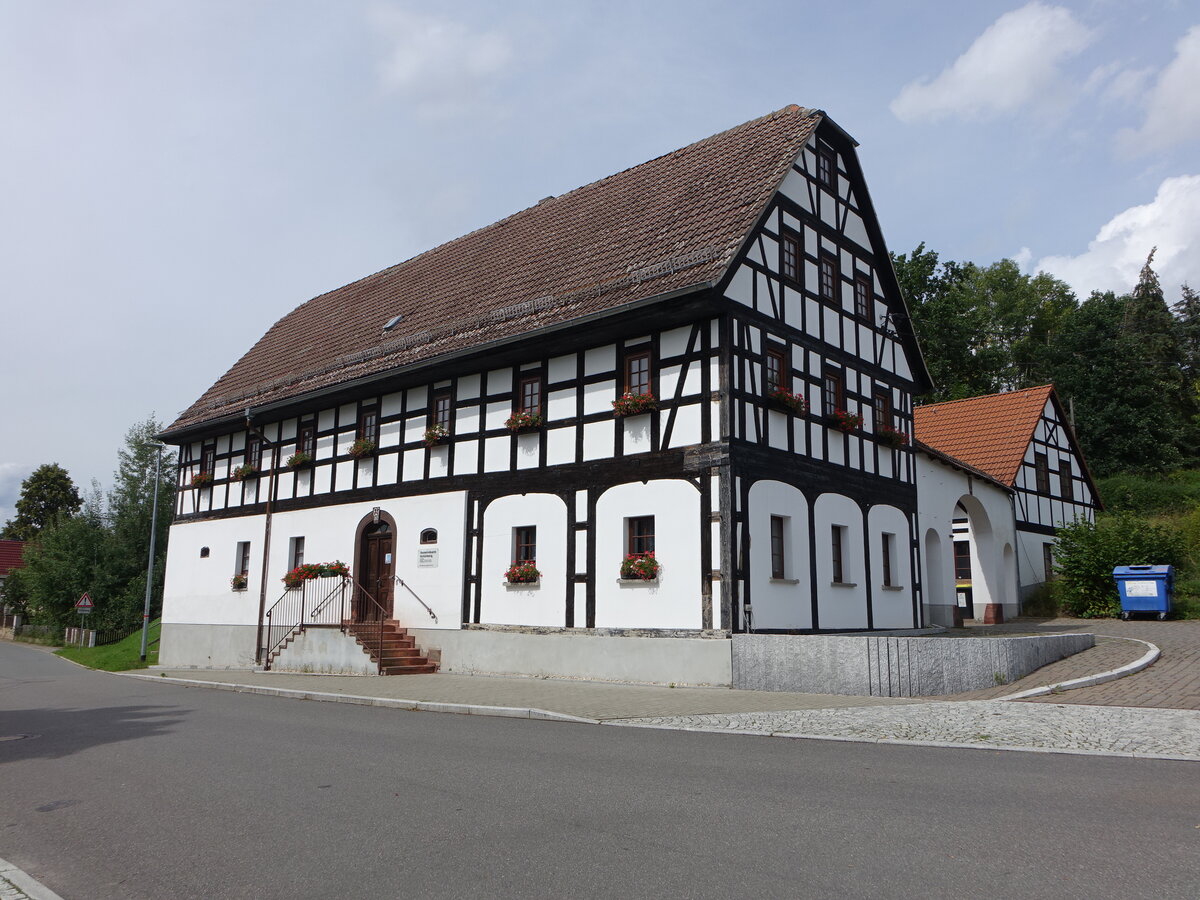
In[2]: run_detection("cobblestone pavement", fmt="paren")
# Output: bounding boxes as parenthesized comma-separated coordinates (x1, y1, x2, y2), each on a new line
(612, 700, 1200, 760)
(1017, 618, 1200, 709)
(145, 669, 917, 721)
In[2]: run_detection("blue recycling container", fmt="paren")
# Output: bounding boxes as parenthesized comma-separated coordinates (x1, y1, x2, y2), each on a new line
(1112, 565, 1174, 620)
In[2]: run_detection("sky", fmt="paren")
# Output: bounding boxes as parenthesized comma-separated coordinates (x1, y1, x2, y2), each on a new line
(2, 0, 1198, 524)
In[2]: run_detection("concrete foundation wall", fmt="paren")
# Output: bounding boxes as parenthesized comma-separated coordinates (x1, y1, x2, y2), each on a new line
(159, 623, 258, 669)
(733, 632, 1094, 696)
(273, 627, 376, 675)
(410, 627, 732, 686)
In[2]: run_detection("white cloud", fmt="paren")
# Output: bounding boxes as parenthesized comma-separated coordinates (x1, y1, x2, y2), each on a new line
(1116, 26, 1200, 155)
(890, 3, 1094, 123)
(369, 4, 513, 116)
(1034, 175, 1200, 295)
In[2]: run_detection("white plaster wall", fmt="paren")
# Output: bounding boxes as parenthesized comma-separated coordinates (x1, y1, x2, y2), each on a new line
(746, 480, 811, 630)
(165, 493, 470, 635)
(479, 493, 569, 627)
(813, 493, 867, 630)
(162, 515, 268, 627)
(915, 452, 1018, 621)
(594, 480, 702, 629)
(867, 504, 915, 629)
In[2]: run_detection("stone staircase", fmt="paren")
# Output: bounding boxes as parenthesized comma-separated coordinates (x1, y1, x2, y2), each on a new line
(346, 619, 438, 674)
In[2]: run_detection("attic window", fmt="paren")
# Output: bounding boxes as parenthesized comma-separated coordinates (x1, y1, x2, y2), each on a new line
(383, 315, 404, 332)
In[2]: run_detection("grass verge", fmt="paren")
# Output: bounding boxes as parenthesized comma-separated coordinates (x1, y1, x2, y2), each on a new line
(56, 619, 161, 671)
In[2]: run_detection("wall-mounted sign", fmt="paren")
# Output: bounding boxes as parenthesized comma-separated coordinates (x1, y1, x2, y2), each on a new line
(384, 552, 393, 565)
(418, 549, 439, 568)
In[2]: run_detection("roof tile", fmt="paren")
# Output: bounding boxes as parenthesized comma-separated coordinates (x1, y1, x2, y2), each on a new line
(913, 385, 1054, 485)
(170, 106, 823, 432)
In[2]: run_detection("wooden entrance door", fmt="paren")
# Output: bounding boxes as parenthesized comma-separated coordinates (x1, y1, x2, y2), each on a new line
(358, 522, 394, 621)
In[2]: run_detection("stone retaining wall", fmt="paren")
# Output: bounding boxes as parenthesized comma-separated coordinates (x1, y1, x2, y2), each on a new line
(732, 633, 1095, 696)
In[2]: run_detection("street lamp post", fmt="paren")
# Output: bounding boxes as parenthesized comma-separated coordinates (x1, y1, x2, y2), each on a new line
(140, 442, 167, 663)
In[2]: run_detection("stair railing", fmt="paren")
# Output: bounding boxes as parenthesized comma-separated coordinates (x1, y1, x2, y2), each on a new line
(394, 575, 438, 623)
(261, 576, 352, 670)
(348, 579, 388, 675)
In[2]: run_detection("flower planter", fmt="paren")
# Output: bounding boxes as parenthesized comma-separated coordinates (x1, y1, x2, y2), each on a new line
(281, 561, 350, 589)
(231, 464, 257, 482)
(348, 439, 377, 459)
(286, 452, 313, 470)
(612, 392, 658, 417)
(768, 389, 807, 416)
(424, 426, 450, 447)
(620, 553, 660, 581)
(504, 561, 542, 584)
(230, 575, 248, 591)
(505, 412, 544, 434)
(191, 472, 213, 488)
(876, 426, 910, 448)
(825, 410, 863, 433)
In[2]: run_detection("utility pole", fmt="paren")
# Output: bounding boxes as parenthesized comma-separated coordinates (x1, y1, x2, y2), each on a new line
(140, 442, 166, 663)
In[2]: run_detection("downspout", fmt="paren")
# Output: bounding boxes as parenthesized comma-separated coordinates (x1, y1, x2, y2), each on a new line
(247, 410, 277, 665)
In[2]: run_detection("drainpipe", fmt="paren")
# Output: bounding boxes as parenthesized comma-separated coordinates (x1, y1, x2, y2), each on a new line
(247, 411, 276, 665)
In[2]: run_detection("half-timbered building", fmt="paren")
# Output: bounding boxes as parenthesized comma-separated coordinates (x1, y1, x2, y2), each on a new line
(914, 384, 1100, 621)
(158, 105, 935, 677)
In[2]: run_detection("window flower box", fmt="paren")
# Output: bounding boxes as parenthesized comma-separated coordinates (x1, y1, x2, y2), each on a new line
(504, 411, 544, 433)
(424, 424, 450, 447)
(876, 425, 910, 448)
(612, 392, 658, 417)
(504, 560, 541, 584)
(286, 451, 313, 470)
(231, 464, 257, 482)
(825, 409, 863, 433)
(620, 552, 660, 581)
(191, 472, 214, 488)
(230, 574, 248, 591)
(768, 389, 808, 415)
(348, 438, 377, 459)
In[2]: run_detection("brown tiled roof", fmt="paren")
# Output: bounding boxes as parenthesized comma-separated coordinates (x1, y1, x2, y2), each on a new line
(913, 385, 1055, 485)
(0, 540, 26, 578)
(168, 106, 827, 433)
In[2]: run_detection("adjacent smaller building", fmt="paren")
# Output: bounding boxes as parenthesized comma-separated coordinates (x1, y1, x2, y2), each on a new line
(0, 540, 27, 615)
(914, 384, 1100, 625)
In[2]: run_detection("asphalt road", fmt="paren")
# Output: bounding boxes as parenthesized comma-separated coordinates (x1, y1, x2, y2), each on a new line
(1, 641, 1198, 900)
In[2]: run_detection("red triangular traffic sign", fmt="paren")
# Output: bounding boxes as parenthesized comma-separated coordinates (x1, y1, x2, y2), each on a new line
(75, 592, 93, 610)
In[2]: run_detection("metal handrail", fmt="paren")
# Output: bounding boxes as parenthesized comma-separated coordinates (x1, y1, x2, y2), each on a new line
(394, 576, 438, 623)
(261, 577, 351, 669)
(347, 579, 388, 675)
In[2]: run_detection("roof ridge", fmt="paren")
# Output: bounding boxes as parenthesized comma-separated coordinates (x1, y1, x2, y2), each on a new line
(916, 384, 1053, 411)
(273, 105, 824, 323)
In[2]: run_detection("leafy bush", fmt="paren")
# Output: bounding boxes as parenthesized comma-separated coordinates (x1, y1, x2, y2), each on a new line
(1095, 469, 1200, 515)
(1021, 581, 1061, 618)
(1054, 514, 1186, 618)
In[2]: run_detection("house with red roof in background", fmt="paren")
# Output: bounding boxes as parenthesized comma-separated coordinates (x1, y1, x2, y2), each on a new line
(913, 385, 1100, 626)
(0, 540, 28, 619)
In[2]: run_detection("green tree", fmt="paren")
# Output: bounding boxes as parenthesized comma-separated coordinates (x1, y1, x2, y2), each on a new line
(18, 485, 110, 627)
(103, 417, 176, 625)
(1049, 252, 1188, 475)
(1, 463, 82, 540)
(891, 246, 1077, 400)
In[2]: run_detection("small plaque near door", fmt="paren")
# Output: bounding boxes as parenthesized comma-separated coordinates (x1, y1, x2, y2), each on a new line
(384, 552, 393, 565)
(418, 549, 438, 568)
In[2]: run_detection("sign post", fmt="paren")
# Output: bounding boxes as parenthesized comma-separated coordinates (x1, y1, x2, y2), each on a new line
(75, 592, 93, 645)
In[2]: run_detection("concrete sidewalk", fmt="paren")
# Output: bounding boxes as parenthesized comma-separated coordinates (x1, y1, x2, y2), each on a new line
(118, 616, 1200, 762)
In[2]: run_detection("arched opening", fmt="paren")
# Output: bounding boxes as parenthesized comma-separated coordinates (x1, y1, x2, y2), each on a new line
(951, 495, 1002, 620)
(924, 527, 947, 611)
(354, 511, 397, 621)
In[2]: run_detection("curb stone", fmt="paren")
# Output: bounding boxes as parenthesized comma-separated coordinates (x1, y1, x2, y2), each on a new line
(0, 857, 66, 900)
(601, 717, 1200, 762)
(116, 672, 601, 725)
(997, 638, 1160, 701)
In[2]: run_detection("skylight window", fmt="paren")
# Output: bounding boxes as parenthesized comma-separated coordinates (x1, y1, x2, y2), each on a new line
(383, 314, 404, 332)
